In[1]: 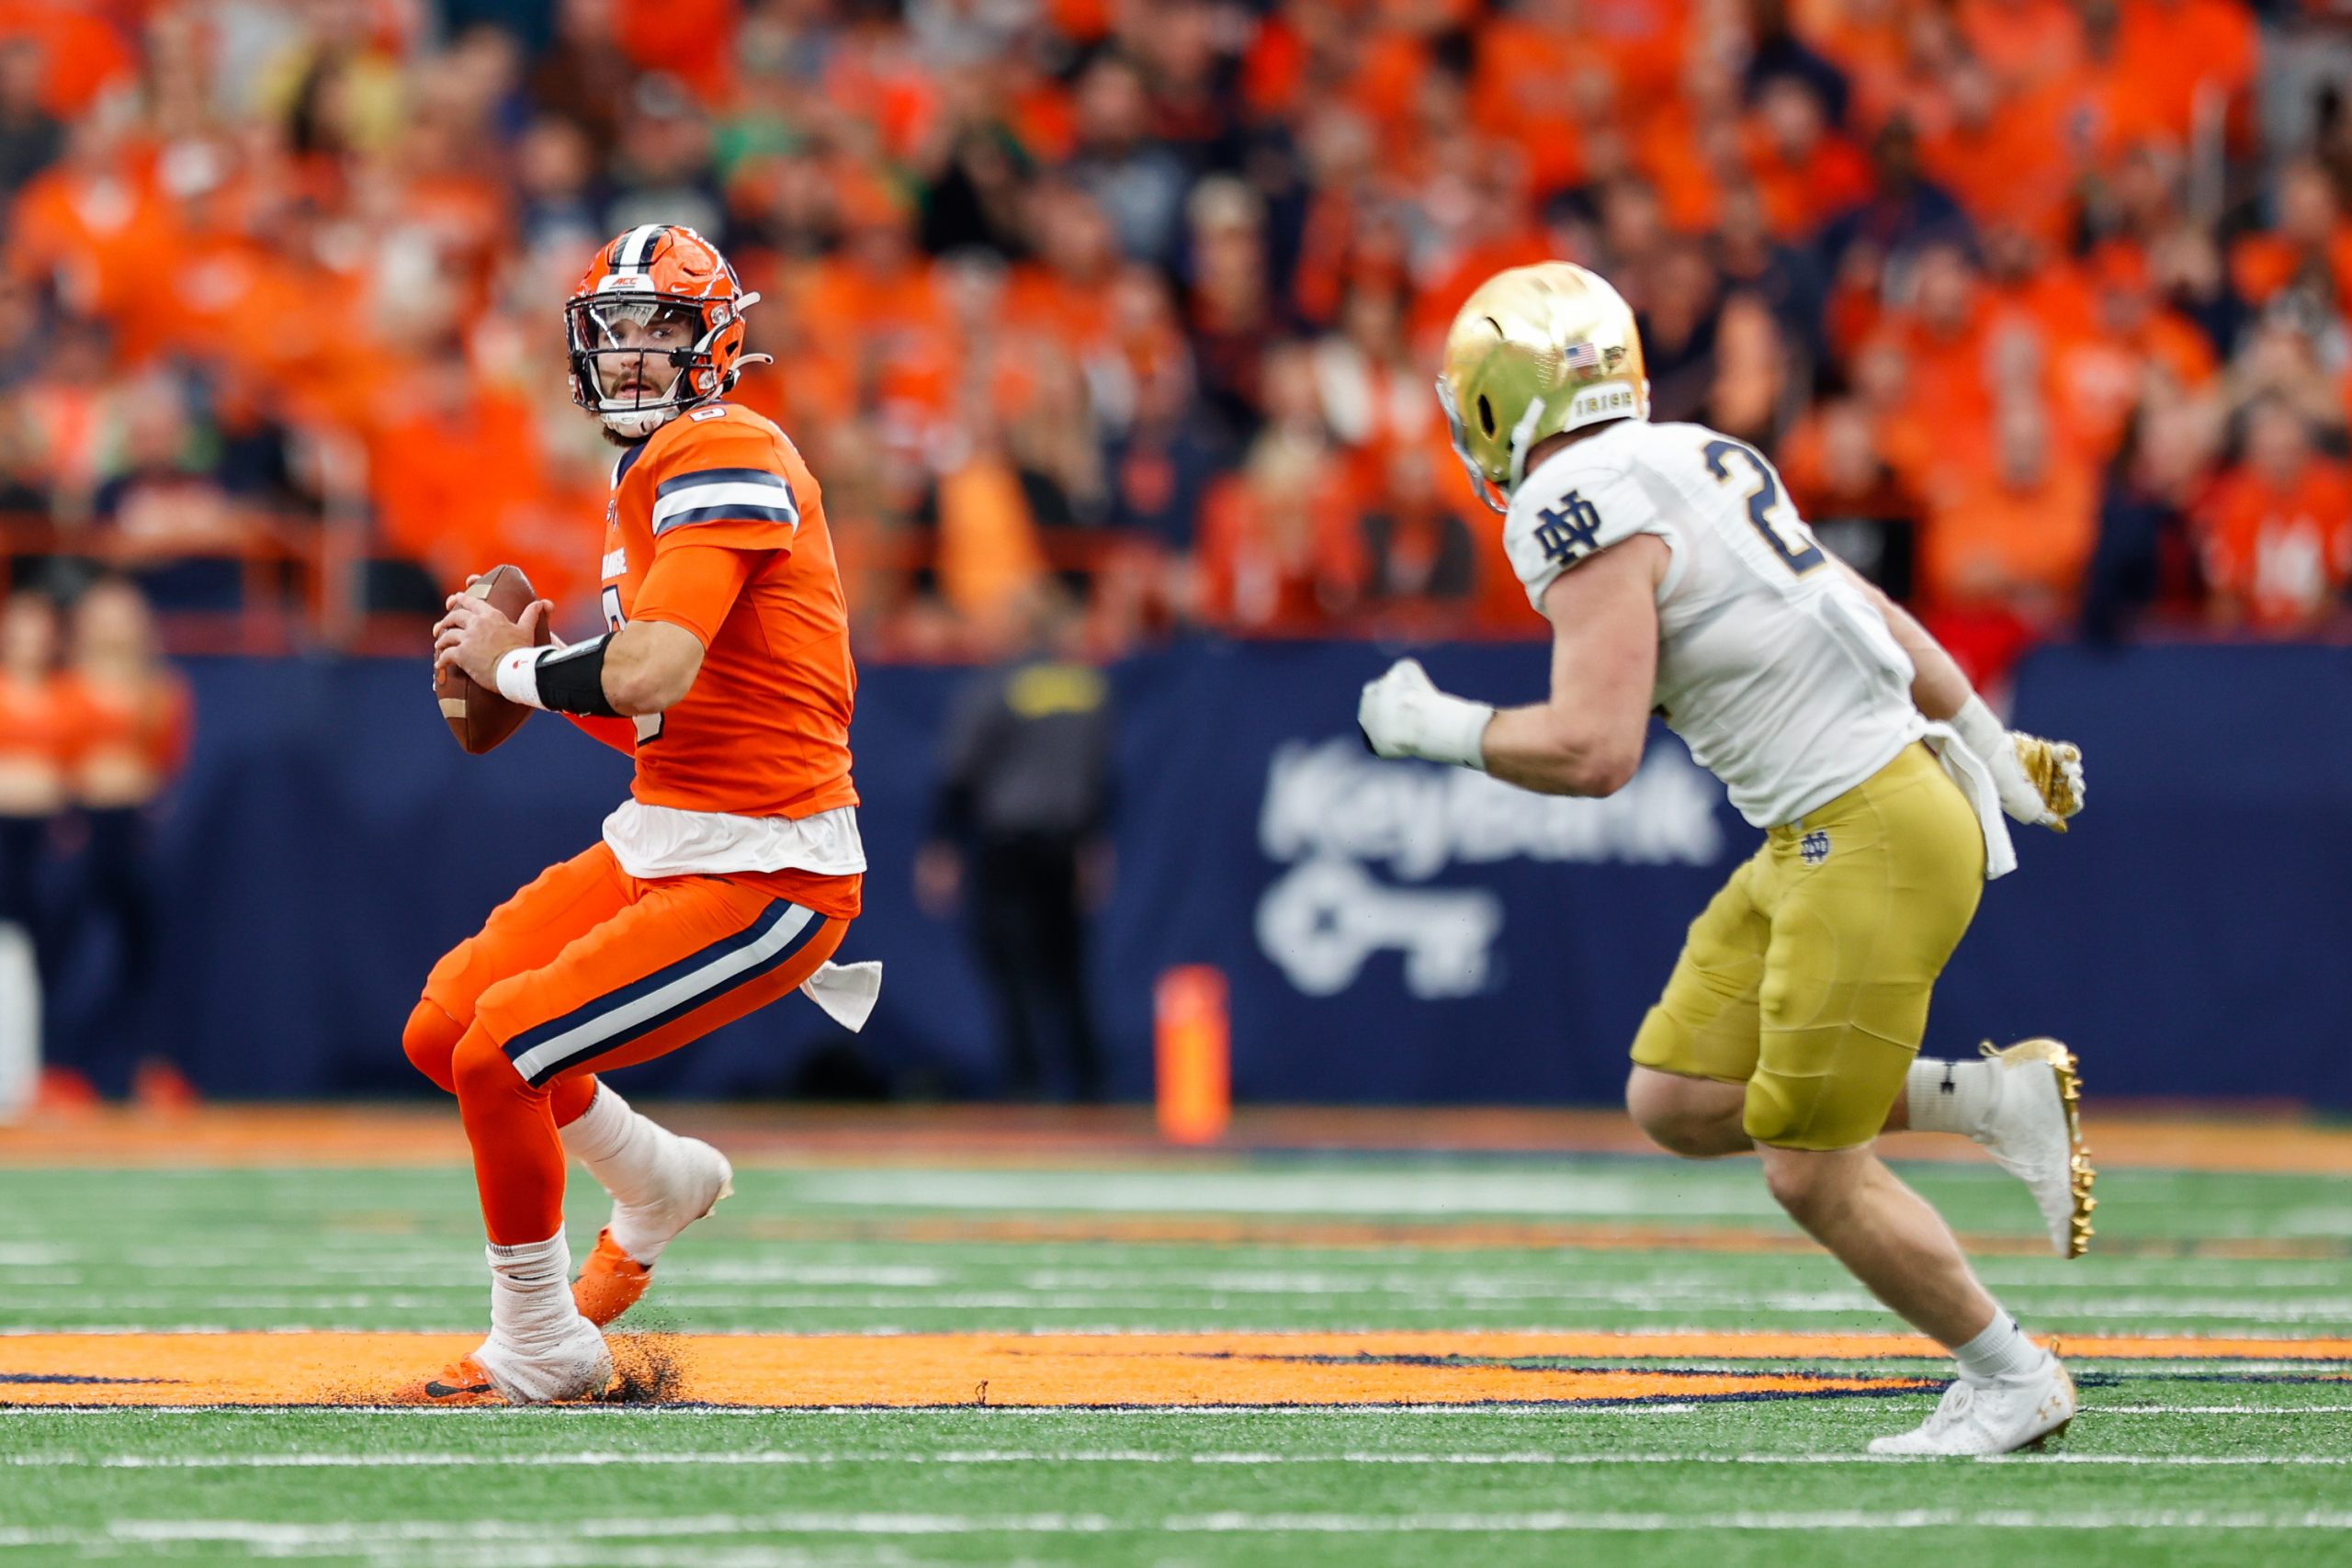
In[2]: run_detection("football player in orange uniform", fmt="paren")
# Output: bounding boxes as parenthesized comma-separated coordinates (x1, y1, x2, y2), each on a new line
(413, 225, 879, 1404)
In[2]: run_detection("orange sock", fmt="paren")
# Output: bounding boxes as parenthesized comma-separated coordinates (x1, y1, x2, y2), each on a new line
(451, 1024, 567, 1246)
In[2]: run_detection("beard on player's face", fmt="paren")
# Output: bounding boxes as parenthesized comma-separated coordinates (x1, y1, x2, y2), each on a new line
(589, 349, 684, 445)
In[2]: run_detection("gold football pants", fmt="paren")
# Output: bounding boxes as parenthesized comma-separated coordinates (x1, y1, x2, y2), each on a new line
(1630, 742, 1984, 1151)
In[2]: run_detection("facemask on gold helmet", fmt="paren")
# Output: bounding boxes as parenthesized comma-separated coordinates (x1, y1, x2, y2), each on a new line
(1436, 262, 1650, 513)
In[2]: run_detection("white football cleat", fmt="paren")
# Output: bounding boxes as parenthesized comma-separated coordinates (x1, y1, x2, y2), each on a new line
(1868, 1354, 2075, 1456)
(1973, 1038, 2096, 1258)
(573, 1136, 733, 1326)
(467, 1313, 615, 1404)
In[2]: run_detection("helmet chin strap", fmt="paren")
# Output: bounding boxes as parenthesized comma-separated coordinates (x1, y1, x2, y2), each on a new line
(1502, 395, 1549, 497)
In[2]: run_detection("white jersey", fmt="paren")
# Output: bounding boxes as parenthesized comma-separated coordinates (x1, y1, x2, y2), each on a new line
(1503, 420, 1959, 835)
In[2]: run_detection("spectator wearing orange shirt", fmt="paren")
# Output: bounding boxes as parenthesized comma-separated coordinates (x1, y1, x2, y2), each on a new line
(1918, 57, 2083, 247)
(2047, 254, 2218, 461)
(2194, 399, 2352, 635)
(1743, 76, 1873, 241)
(57, 576, 192, 1104)
(1921, 396, 2099, 618)
(1884, 242, 2001, 467)
(1002, 182, 1120, 361)
(1193, 345, 1365, 633)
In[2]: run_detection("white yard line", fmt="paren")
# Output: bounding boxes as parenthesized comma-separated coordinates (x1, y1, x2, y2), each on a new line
(5, 1507, 2352, 1549)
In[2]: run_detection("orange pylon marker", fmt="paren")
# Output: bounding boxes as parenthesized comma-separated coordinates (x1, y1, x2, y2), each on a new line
(1154, 965, 1230, 1145)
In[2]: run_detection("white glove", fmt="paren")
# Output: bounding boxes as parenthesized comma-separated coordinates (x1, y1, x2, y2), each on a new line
(1358, 658, 1495, 771)
(1952, 695, 2086, 832)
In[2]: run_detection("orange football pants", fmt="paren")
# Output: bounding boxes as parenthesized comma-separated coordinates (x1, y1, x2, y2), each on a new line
(401, 843, 846, 1245)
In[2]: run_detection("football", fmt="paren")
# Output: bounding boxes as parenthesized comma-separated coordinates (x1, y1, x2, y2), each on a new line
(435, 564, 550, 755)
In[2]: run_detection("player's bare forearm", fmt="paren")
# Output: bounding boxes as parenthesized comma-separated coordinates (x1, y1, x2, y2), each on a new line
(1484, 537, 1663, 796)
(1483, 705, 1645, 796)
(1835, 561, 1972, 720)
(601, 620, 706, 716)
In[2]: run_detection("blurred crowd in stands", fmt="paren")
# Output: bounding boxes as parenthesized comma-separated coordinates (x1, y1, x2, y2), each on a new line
(3, 0, 2352, 672)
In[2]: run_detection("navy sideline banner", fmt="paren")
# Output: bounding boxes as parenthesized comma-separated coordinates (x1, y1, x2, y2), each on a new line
(109, 641, 2352, 1108)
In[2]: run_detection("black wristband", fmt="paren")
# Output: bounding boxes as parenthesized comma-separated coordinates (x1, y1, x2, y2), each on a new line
(535, 635, 622, 718)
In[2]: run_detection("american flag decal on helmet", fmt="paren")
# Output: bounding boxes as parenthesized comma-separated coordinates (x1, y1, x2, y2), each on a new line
(1563, 341, 1601, 372)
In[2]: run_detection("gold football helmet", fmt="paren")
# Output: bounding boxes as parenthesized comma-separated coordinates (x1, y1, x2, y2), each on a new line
(1436, 262, 1650, 513)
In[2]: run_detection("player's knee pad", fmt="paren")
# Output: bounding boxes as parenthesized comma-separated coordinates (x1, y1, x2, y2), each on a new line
(401, 998, 465, 1094)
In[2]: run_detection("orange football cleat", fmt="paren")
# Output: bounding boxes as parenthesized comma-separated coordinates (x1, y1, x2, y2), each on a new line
(393, 1353, 507, 1406)
(571, 1228, 654, 1327)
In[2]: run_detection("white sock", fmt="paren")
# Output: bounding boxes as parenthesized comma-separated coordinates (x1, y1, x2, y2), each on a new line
(1906, 1056, 1997, 1137)
(486, 1233, 578, 1349)
(1952, 1312, 2051, 1385)
(560, 1083, 689, 1264)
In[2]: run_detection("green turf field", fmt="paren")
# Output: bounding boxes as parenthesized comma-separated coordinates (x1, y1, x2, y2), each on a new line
(4, 1148, 2349, 1565)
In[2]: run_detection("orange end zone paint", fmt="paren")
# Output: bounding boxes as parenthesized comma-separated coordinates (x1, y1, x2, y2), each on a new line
(1, 1330, 2345, 1410)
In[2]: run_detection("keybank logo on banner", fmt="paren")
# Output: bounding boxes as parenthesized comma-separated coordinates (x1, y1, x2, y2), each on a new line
(1253, 739, 1726, 998)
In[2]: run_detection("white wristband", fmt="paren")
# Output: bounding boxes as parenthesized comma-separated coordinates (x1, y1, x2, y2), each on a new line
(1417, 692, 1497, 771)
(1951, 694, 2007, 762)
(493, 647, 548, 709)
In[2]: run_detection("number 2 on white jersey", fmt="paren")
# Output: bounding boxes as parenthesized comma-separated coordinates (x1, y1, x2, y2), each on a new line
(600, 584, 665, 743)
(1703, 437, 1822, 575)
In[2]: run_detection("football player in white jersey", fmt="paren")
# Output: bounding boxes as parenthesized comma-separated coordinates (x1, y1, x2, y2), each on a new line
(1358, 263, 2092, 1456)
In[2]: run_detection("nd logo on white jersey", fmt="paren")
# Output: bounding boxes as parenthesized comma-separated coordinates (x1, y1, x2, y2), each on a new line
(1532, 491, 1606, 567)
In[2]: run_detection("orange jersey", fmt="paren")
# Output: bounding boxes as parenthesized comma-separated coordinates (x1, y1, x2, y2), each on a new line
(61, 668, 191, 804)
(0, 671, 81, 757)
(0, 672, 84, 813)
(602, 402, 858, 823)
(2193, 463, 2352, 632)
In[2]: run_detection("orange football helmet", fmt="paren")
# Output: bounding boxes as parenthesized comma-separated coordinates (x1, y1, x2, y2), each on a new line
(564, 225, 771, 440)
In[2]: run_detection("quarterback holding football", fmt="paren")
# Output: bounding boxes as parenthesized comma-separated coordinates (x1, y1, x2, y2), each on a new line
(1359, 263, 2092, 1455)
(411, 225, 879, 1404)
